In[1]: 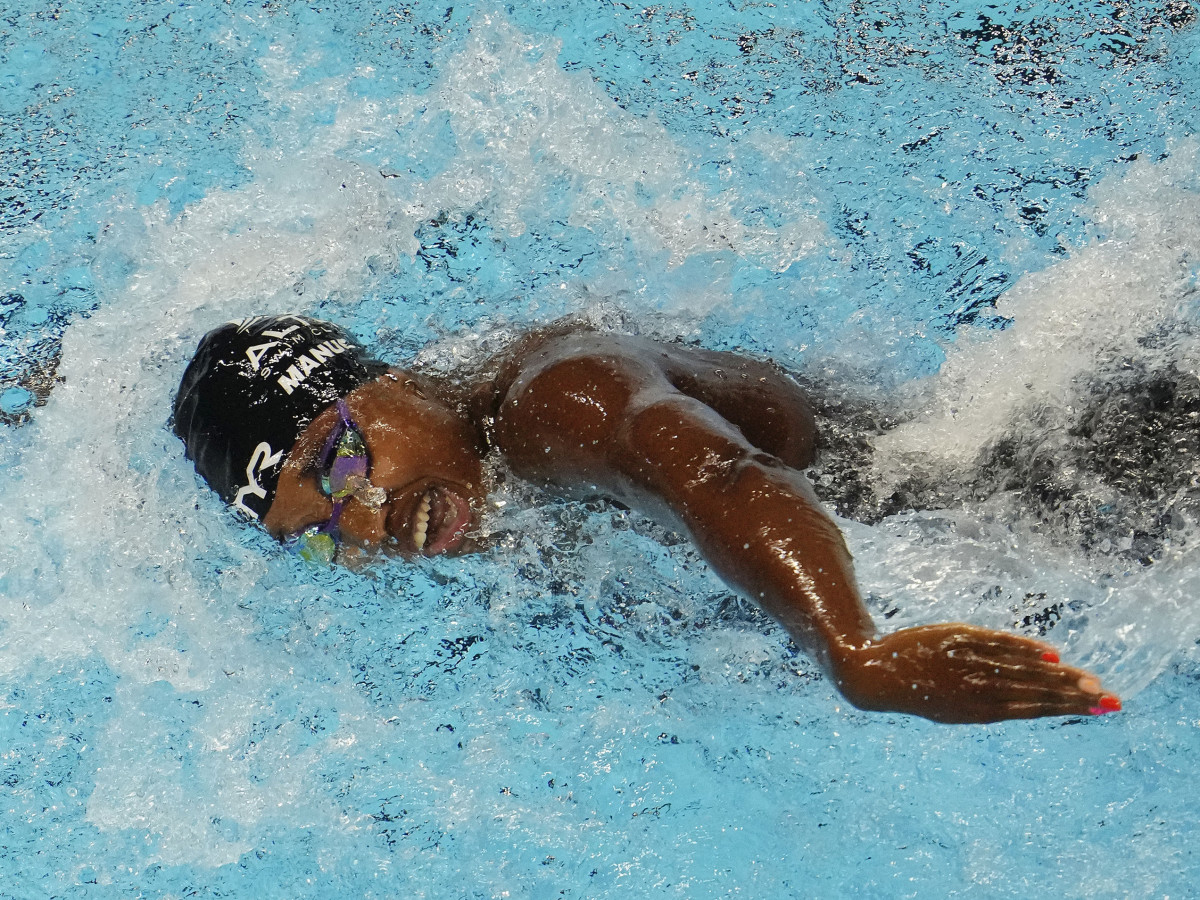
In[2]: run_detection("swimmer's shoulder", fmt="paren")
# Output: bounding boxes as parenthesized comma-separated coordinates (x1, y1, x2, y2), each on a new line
(467, 324, 652, 419)
(466, 320, 813, 441)
(513, 332, 819, 470)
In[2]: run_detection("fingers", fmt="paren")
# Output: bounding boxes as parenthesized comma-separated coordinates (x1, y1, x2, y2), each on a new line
(927, 677, 1116, 724)
(923, 627, 1123, 722)
(850, 625, 1124, 723)
(986, 687, 1122, 722)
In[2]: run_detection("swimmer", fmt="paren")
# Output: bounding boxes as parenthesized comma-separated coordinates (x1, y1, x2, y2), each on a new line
(173, 315, 1121, 724)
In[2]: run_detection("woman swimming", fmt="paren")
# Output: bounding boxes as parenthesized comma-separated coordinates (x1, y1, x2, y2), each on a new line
(173, 315, 1120, 724)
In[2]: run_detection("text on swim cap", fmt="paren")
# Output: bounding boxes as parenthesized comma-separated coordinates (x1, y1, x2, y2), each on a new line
(276, 338, 355, 394)
(233, 314, 310, 335)
(233, 441, 284, 519)
(244, 326, 302, 373)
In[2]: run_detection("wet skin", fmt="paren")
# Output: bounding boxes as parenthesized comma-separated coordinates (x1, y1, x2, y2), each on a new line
(264, 330, 1119, 724)
(264, 372, 487, 556)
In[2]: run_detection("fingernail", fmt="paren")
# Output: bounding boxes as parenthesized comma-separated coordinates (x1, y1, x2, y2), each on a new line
(1041, 651, 1060, 663)
(1078, 675, 1101, 694)
(1089, 696, 1122, 716)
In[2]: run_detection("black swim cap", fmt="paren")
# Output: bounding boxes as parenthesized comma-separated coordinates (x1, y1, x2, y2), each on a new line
(173, 315, 387, 520)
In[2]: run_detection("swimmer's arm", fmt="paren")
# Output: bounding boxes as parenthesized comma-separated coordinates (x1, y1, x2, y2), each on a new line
(611, 395, 1118, 724)
(494, 349, 1116, 723)
(658, 344, 819, 469)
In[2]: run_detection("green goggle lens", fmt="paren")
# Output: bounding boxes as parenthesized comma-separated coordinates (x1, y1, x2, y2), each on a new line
(291, 527, 338, 565)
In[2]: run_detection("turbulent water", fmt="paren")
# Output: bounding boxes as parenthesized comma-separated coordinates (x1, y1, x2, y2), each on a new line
(1, 1, 1198, 896)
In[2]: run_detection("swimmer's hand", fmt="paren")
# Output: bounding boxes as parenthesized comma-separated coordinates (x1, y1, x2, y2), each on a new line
(832, 624, 1120, 724)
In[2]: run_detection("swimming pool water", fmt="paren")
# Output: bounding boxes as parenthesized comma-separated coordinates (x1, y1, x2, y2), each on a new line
(2, 1, 1199, 896)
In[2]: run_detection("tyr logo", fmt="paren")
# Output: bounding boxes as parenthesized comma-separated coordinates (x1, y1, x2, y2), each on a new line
(233, 442, 284, 519)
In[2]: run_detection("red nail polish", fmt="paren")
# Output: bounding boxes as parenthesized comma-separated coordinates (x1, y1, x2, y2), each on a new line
(1041, 651, 1060, 663)
(1089, 695, 1122, 716)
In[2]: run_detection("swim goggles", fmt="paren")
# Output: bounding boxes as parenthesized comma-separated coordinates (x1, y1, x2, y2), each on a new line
(286, 398, 387, 564)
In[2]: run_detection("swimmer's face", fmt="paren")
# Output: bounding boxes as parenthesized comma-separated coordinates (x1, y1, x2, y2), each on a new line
(263, 371, 487, 557)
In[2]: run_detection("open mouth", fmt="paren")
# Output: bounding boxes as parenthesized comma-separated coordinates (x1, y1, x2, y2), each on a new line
(395, 485, 474, 555)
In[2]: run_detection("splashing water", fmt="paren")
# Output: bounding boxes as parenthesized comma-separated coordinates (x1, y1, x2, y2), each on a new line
(870, 141, 1200, 695)
(1, 2, 1198, 896)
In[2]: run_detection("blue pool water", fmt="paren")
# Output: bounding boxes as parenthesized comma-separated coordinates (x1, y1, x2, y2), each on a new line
(2, 0, 1199, 896)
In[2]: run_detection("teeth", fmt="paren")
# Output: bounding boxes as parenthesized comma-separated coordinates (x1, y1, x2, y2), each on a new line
(413, 492, 432, 550)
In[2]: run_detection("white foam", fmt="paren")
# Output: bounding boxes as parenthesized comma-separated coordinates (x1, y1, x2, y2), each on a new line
(872, 140, 1200, 483)
(252, 11, 825, 312)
